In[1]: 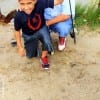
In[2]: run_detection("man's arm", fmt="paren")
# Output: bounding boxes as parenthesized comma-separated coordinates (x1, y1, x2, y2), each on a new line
(45, 0, 75, 26)
(46, 14, 70, 26)
(54, 0, 63, 5)
(45, 0, 63, 8)
(14, 30, 25, 56)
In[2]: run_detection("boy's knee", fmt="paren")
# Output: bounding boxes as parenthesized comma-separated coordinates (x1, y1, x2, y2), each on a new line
(26, 50, 39, 58)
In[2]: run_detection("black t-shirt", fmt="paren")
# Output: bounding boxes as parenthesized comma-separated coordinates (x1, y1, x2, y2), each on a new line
(14, 0, 54, 35)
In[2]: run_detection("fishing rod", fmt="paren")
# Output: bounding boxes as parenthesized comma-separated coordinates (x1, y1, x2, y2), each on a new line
(69, 0, 76, 44)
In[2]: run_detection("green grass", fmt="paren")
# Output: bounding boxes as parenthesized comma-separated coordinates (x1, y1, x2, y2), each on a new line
(75, 3, 100, 30)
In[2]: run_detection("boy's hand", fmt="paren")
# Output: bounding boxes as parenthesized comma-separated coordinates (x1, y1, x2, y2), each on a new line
(18, 47, 26, 57)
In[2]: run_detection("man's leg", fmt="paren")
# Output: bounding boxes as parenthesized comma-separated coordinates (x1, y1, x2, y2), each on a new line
(49, 19, 72, 51)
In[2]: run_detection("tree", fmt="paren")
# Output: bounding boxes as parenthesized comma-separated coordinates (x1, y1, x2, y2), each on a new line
(98, 0, 100, 8)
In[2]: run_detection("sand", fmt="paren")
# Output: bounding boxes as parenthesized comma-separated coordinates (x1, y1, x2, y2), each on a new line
(0, 23, 100, 100)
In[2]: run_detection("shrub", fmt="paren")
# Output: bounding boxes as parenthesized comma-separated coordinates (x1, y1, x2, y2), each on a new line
(75, 2, 100, 29)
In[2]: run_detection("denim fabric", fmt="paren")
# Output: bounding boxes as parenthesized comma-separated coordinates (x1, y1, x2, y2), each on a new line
(22, 26, 54, 58)
(49, 18, 72, 37)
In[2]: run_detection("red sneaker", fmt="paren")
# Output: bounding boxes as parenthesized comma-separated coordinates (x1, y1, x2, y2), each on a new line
(40, 56, 50, 69)
(58, 37, 66, 51)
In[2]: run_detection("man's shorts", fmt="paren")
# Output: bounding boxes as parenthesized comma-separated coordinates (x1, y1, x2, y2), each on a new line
(49, 18, 72, 37)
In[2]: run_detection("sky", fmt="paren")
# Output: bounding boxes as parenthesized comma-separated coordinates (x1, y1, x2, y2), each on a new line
(0, 0, 18, 15)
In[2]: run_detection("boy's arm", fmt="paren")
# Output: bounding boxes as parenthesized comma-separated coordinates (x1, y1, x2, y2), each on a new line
(14, 30, 25, 57)
(46, 14, 70, 26)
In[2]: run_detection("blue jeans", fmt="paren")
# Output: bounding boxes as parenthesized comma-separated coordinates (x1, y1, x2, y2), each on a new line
(22, 26, 54, 58)
(49, 18, 72, 37)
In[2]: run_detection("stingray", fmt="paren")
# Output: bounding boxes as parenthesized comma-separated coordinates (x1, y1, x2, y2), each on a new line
(0, 9, 17, 24)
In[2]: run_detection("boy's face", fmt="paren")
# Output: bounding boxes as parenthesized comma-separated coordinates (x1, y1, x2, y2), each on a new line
(18, 0, 37, 14)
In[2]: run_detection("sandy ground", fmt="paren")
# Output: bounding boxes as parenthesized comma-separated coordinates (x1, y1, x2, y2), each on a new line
(0, 23, 100, 100)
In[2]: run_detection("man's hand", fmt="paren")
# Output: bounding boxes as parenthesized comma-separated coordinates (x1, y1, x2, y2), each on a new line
(46, 14, 70, 26)
(18, 47, 26, 57)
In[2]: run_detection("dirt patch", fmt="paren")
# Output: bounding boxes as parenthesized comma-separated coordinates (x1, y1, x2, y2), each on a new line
(0, 24, 100, 100)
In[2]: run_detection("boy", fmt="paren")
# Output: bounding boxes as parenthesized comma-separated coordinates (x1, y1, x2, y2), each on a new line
(14, 0, 63, 69)
(44, 0, 75, 51)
